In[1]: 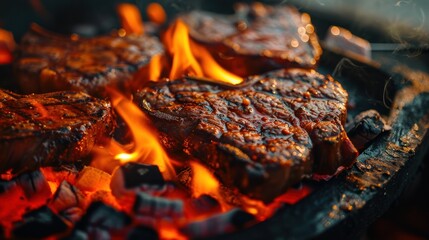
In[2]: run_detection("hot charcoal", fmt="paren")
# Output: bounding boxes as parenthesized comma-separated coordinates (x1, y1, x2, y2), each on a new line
(121, 162, 165, 188)
(180, 208, 255, 238)
(110, 163, 171, 201)
(73, 201, 131, 237)
(15, 170, 51, 201)
(126, 226, 159, 240)
(133, 192, 185, 222)
(48, 180, 86, 213)
(12, 206, 68, 239)
(186, 194, 222, 217)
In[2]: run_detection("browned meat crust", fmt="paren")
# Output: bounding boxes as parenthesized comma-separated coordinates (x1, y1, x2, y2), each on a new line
(14, 25, 164, 97)
(0, 89, 114, 174)
(181, 3, 322, 76)
(135, 69, 358, 202)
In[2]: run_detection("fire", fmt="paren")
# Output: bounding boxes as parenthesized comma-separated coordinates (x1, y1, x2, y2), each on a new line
(92, 89, 175, 180)
(161, 20, 243, 84)
(190, 161, 229, 211)
(0, 28, 14, 64)
(117, 3, 144, 35)
(146, 3, 167, 25)
(0, 4, 318, 238)
(148, 54, 164, 81)
(115, 3, 242, 85)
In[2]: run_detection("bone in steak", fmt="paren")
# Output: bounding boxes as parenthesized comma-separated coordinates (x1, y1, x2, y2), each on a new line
(135, 69, 358, 202)
(0, 89, 114, 174)
(180, 3, 322, 76)
(14, 25, 164, 97)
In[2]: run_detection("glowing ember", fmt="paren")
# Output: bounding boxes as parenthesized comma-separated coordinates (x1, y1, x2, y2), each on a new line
(117, 3, 144, 35)
(162, 20, 243, 84)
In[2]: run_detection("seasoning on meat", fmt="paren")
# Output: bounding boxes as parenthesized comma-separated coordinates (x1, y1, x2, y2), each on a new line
(15, 24, 164, 97)
(135, 68, 358, 202)
(0, 89, 114, 174)
(181, 3, 322, 76)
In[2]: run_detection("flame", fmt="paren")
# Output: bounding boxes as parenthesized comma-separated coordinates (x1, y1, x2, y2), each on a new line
(96, 89, 175, 180)
(146, 3, 166, 25)
(190, 161, 229, 211)
(0, 29, 14, 64)
(240, 184, 312, 220)
(159, 225, 187, 240)
(0, 48, 12, 64)
(117, 3, 144, 35)
(148, 54, 164, 81)
(161, 20, 243, 84)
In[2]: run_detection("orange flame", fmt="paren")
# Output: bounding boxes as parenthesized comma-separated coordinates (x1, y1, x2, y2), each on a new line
(0, 29, 14, 64)
(146, 3, 167, 25)
(240, 184, 312, 220)
(190, 161, 229, 211)
(117, 3, 144, 35)
(161, 20, 243, 84)
(93, 89, 175, 180)
(148, 54, 164, 81)
(111, 89, 175, 180)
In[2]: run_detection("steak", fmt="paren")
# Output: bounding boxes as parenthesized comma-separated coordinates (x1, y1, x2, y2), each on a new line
(180, 3, 322, 77)
(135, 69, 358, 202)
(15, 24, 164, 97)
(0, 89, 114, 174)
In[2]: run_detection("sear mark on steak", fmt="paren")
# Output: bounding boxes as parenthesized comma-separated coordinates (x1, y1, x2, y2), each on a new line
(180, 3, 322, 77)
(135, 69, 358, 202)
(14, 24, 164, 97)
(0, 89, 114, 174)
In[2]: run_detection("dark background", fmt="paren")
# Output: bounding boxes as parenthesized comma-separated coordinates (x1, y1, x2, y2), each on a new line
(1, 0, 429, 42)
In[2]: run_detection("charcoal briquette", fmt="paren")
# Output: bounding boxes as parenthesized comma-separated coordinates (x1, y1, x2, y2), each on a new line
(127, 226, 159, 240)
(122, 162, 164, 188)
(12, 206, 68, 238)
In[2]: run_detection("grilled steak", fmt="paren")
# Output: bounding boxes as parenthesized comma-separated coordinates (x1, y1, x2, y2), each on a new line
(181, 3, 322, 77)
(0, 89, 114, 174)
(135, 69, 358, 202)
(15, 24, 164, 97)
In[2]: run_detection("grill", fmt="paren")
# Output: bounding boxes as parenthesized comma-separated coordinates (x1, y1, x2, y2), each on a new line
(1, 1, 429, 239)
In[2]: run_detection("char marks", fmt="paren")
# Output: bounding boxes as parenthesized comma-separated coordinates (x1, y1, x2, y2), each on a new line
(0, 89, 114, 174)
(136, 69, 358, 202)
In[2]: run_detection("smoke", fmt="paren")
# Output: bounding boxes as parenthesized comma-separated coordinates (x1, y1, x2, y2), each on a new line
(395, 0, 412, 7)
(331, 58, 363, 78)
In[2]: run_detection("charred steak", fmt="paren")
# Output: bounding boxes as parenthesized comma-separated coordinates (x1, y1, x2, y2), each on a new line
(15, 25, 164, 97)
(181, 3, 322, 76)
(135, 69, 358, 202)
(0, 89, 114, 174)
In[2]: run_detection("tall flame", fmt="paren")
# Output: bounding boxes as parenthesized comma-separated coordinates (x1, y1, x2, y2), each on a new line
(117, 3, 144, 35)
(161, 20, 243, 85)
(93, 89, 175, 180)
